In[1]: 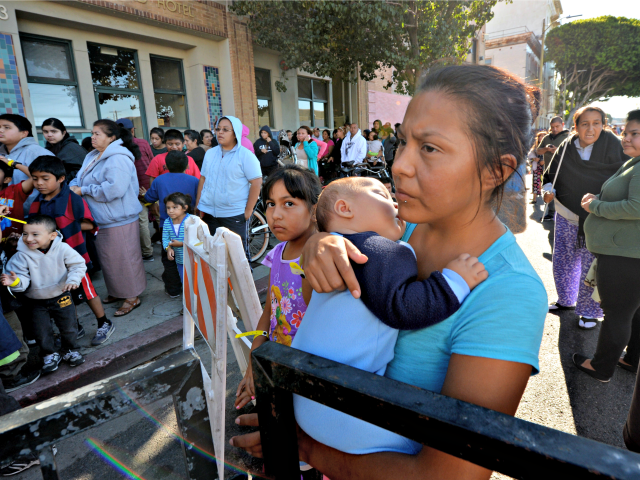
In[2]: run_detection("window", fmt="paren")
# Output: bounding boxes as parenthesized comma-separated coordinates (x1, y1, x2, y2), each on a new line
(88, 43, 146, 137)
(150, 56, 188, 128)
(21, 34, 83, 127)
(485, 58, 492, 65)
(255, 68, 273, 127)
(298, 77, 328, 128)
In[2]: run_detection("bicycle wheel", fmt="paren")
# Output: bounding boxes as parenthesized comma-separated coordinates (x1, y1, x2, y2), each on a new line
(249, 210, 270, 262)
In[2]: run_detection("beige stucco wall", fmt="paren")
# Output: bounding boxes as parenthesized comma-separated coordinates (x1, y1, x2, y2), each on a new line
(1, 0, 235, 138)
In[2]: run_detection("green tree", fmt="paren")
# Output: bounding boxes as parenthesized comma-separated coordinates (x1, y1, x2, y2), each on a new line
(231, 0, 496, 96)
(545, 16, 640, 126)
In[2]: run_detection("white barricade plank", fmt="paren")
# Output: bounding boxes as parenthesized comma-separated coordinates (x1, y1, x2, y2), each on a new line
(183, 217, 265, 478)
(215, 228, 262, 332)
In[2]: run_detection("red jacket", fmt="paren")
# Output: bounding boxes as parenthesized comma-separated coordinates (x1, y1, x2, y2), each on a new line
(134, 138, 153, 190)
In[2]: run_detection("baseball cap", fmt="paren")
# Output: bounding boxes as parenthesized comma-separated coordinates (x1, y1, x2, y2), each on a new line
(116, 118, 134, 129)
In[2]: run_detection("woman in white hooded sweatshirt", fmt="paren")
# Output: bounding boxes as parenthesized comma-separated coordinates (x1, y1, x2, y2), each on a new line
(70, 120, 146, 317)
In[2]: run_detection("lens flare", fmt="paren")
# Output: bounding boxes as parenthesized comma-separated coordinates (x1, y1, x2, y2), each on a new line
(85, 438, 148, 480)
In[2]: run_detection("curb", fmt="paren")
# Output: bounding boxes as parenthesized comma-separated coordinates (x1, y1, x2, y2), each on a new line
(14, 315, 184, 407)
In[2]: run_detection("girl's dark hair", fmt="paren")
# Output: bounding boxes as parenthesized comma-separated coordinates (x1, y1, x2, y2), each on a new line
(150, 127, 165, 141)
(164, 192, 192, 213)
(418, 64, 538, 211)
(573, 106, 606, 126)
(0, 114, 33, 136)
(297, 126, 313, 136)
(369, 132, 379, 141)
(322, 129, 331, 138)
(42, 118, 70, 154)
(94, 119, 141, 160)
(626, 109, 640, 124)
(184, 129, 202, 144)
(262, 164, 322, 212)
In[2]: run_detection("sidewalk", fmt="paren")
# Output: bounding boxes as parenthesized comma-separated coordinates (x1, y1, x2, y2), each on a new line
(12, 238, 273, 407)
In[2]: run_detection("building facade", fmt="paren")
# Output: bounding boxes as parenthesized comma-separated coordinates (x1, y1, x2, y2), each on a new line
(484, 0, 564, 128)
(0, 0, 368, 145)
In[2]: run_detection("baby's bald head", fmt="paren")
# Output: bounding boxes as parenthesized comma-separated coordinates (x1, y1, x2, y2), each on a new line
(316, 177, 398, 236)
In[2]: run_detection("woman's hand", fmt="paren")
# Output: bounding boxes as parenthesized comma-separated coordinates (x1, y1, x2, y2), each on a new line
(301, 233, 368, 298)
(70, 186, 82, 196)
(581, 193, 598, 213)
(0, 205, 9, 217)
(139, 186, 147, 196)
(543, 192, 554, 203)
(229, 414, 262, 457)
(167, 247, 174, 261)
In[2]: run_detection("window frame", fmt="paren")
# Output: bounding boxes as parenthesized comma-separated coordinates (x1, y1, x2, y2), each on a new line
(150, 54, 190, 130)
(298, 76, 328, 128)
(20, 33, 85, 129)
(255, 67, 274, 128)
(88, 42, 148, 139)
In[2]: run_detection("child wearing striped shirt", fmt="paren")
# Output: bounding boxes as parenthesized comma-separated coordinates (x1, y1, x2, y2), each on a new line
(162, 193, 193, 284)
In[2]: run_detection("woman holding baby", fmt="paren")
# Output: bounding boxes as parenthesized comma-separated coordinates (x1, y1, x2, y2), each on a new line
(231, 65, 548, 480)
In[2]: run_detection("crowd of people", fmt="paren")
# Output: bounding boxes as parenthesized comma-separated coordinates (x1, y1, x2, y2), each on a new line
(0, 62, 639, 478)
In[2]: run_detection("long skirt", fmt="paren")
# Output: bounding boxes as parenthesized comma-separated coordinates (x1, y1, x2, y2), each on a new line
(552, 213, 603, 318)
(95, 220, 147, 299)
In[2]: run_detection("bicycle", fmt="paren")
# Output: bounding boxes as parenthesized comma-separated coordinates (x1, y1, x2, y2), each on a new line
(248, 194, 270, 262)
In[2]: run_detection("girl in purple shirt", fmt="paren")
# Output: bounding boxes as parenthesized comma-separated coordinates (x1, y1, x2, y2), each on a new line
(235, 165, 322, 409)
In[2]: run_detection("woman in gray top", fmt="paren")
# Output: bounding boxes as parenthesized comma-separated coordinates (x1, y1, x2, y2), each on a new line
(70, 120, 146, 317)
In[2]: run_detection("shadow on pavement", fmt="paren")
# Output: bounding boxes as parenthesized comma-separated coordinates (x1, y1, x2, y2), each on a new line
(556, 309, 637, 447)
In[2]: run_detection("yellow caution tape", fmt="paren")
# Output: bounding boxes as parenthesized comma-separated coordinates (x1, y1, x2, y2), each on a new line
(235, 330, 268, 339)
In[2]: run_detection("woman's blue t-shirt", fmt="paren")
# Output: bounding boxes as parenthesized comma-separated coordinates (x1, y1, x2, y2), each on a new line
(385, 224, 547, 393)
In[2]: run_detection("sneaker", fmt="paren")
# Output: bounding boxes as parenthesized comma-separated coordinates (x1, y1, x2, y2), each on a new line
(62, 351, 85, 367)
(142, 254, 154, 262)
(0, 453, 40, 476)
(165, 290, 181, 299)
(4, 370, 41, 393)
(91, 321, 115, 346)
(42, 352, 61, 374)
(77, 324, 85, 340)
(25, 338, 36, 346)
(543, 214, 554, 221)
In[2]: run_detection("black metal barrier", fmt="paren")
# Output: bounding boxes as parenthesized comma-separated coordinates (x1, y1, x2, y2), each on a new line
(0, 349, 217, 480)
(253, 342, 640, 480)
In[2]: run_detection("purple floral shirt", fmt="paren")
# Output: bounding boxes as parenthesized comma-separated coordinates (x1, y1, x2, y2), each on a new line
(262, 241, 306, 346)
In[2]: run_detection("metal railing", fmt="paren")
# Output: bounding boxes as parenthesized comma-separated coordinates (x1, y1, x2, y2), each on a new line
(0, 349, 218, 480)
(253, 342, 640, 480)
(485, 26, 534, 41)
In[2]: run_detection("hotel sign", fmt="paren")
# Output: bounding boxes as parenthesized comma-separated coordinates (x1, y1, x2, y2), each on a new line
(134, 0, 196, 18)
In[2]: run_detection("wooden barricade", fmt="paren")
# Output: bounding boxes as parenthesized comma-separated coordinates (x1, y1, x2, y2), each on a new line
(182, 216, 262, 478)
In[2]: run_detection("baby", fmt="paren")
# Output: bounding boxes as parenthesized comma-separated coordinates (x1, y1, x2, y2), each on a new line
(292, 177, 488, 455)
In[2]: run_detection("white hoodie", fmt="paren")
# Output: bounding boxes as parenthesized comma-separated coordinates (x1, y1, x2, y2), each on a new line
(6, 232, 87, 299)
(340, 129, 368, 164)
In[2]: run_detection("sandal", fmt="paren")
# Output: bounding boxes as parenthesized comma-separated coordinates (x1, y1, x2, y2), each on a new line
(548, 302, 575, 311)
(114, 298, 141, 317)
(103, 295, 122, 304)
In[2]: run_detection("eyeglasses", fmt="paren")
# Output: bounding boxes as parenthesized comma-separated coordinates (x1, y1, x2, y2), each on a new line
(215, 128, 233, 133)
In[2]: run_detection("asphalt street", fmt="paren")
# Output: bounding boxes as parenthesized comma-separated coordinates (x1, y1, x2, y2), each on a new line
(10, 175, 639, 479)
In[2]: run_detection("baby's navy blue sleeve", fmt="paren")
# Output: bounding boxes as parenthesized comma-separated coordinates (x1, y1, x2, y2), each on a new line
(346, 232, 461, 330)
